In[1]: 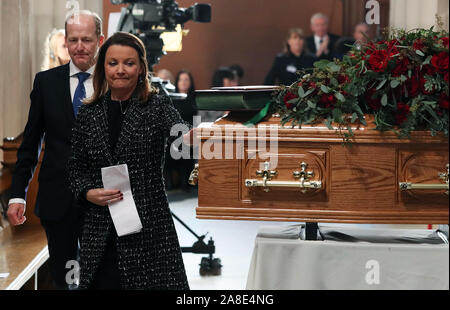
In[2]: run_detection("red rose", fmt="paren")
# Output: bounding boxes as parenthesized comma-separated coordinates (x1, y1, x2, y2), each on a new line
(365, 88, 381, 111)
(440, 37, 449, 48)
(395, 103, 410, 125)
(388, 39, 400, 50)
(445, 71, 449, 83)
(406, 75, 420, 98)
(439, 93, 449, 110)
(391, 56, 409, 77)
(363, 42, 377, 56)
(337, 74, 350, 85)
(319, 94, 336, 109)
(431, 51, 449, 74)
(422, 64, 437, 76)
(413, 39, 425, 51)
(367, 49, 390, 72)
(283, 92, 298, 109)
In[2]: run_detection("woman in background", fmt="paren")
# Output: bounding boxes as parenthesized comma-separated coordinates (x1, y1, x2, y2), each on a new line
(198, 66, 237, 123)
(41, 29, 70, 71)
(175, 69, 196, 97)
(164, 69, 197, 191)
(264, 28, 315, 86)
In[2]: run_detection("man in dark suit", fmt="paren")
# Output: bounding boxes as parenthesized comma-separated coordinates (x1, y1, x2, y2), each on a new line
(7, 11, 104, 289)
(305, 13, 340, 61)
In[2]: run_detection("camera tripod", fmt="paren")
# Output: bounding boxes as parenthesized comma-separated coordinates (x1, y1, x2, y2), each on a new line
(171, 211, 222, 276)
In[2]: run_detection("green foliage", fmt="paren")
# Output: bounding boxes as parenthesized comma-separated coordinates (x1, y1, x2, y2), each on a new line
(273, 26, 449, 142)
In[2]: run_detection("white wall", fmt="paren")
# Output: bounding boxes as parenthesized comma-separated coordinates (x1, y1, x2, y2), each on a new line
(0, 0, 102, 161)
(390, 0, 449, 31)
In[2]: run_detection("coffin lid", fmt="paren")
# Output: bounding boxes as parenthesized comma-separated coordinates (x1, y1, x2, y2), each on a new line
(194, 112, 449, 144)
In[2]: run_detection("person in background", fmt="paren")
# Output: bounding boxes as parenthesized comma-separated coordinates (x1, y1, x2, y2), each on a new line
(7, 11, 104, 290)
(305, 13, 340, 60)
(264, 28, 315, 86)
(175, 69, 196, 97)
(155, 68, 175, 84)
(211, 66, 239, 88)
(198, 67, 237, 123)
(68, 32, 189, 289)
(41, 28, 71, 71)
(229, 64, 244, 86)
(334, 23, 371, 59)
(164, 69, 197, 191)
(353, 23, 371, 46)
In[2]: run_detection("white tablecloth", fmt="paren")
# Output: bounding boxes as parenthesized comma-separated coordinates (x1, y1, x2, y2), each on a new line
(246, 225, 449, 290)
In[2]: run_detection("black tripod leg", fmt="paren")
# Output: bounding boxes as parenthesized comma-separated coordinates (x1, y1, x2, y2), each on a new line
(171, 211, 202, 239)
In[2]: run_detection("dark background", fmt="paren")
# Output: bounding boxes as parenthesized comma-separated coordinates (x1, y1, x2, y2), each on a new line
(102, 0, 390, 89)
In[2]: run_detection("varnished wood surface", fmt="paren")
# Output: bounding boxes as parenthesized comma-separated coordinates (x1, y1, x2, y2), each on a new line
(23, 149, 44, 227)
(0, 224, 48, 290)
(196, 114, 449, 224)
(194, 113, 449, 144)
(1, 135, 22, 169)
(0, 134, 43, 226)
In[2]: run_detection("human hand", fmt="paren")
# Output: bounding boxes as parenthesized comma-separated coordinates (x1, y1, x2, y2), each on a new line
(86, 188, 123, 206)
(7, 203, 26, 225)
(317, 36, 330, 56)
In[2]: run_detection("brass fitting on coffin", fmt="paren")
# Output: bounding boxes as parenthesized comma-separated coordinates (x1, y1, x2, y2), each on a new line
(245, 161, 322, 193)
(188, 163, 199, 186)
(399, 164, 449, 195)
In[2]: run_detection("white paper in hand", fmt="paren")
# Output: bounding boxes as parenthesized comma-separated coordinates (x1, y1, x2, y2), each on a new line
(101, 164, 142, 237)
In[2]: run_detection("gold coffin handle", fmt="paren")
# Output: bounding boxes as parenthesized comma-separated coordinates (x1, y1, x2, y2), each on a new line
(245, 179, 322, 190)
(188, 163, 199, 186)
(399, 164, 449, 195)
(245, 161, 322, 193)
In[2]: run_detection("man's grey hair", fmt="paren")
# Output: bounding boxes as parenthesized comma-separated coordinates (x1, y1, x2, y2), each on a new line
(311, 13, 329, 24)
(65, 10, 103, 38)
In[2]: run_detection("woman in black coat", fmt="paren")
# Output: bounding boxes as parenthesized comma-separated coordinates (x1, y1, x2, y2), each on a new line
(264, 28, 315, 86)
(68, 32, 189, 289)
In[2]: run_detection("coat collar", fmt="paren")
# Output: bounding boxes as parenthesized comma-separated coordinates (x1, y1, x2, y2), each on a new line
(93, 91, 145, 166)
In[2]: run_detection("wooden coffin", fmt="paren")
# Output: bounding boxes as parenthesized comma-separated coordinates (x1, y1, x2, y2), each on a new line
(193, 112, 449, 224)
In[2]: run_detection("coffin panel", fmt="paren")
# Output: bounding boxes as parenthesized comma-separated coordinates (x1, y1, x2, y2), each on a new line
(241, 145, 328, 204)
(398, 146, 449, 206)
(329, 144, 397, 210)
(195, 114, 449, 224)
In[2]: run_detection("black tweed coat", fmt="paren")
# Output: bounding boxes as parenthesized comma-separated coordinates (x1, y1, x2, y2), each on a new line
(68, 91, 190, 289)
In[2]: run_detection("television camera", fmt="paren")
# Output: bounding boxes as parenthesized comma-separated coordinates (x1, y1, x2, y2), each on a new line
(111, 0, 211, 70)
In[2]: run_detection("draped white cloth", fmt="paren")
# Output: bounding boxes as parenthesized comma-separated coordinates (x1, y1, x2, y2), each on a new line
(246, 225, 449, 290)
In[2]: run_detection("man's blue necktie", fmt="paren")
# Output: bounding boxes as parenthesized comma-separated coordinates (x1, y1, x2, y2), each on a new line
(73, 72, 91, 118)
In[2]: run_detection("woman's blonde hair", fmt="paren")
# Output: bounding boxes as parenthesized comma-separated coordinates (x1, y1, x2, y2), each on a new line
(85, 32, 158, 105)
(41, 29, 66, 71)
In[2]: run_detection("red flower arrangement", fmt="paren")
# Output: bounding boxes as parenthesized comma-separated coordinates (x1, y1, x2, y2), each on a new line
(273, 25, 449, 140)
